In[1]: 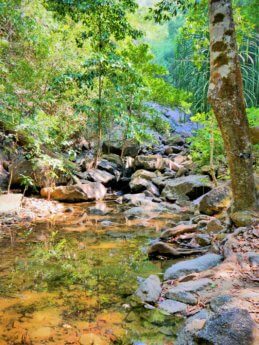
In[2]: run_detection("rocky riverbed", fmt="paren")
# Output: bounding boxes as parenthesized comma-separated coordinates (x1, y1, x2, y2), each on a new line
(0, 104, 258, 344)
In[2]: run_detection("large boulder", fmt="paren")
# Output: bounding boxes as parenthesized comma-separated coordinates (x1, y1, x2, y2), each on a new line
(135, 275, 161, 303)
(199, 185, 232, 215)
(41, 182, 106, 202)
(97, 159, 122, 177)
(196, 308, 255, 345)
(161, 175, 211, 202)
(102, 154, 123, 168)
(129, 169, 159, 196)
(164, 253, 222, 280)
(122, 193, 153, 207)
(9, 156, 68, 188)
(87, 169, 116, 185)
(102, 140, 139, 157)
(134, 155, 164, 171)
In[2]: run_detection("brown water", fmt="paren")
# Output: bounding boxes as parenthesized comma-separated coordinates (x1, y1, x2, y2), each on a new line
(0, 201, 184, 345)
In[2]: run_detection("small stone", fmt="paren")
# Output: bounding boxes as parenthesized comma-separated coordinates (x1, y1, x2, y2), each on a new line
(158, 299, 187, 315)
(135, 275, 161, 303)
(196, 234, 211, 246)
(166, 291, 197, 305)
(210, 295, 233, 312)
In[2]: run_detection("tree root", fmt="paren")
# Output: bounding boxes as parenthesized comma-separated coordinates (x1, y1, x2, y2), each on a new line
(148, 241, 209, 258)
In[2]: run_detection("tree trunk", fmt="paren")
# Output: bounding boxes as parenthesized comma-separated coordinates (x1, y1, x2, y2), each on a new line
(208, 0, 257, 211)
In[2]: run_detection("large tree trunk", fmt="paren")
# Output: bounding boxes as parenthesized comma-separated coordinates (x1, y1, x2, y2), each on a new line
(208, 0, 257, 211)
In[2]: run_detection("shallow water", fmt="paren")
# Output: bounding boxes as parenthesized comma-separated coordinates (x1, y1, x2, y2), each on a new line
(0, 201, 183, 345)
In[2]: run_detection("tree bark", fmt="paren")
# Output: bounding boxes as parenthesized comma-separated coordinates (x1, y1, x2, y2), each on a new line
(208, 0, 257, 211)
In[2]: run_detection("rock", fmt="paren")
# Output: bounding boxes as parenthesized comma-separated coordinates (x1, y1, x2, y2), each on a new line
(9, 156, 68, 188)
(164, 253, 222, 280)
(87, 169, 116, 185)
(122, 193, 153, 206)
(160, 224, 198, 240)
(102, 154, 123, 168)
(124, 204, 164, 220)
(165, 279, 213, 296)
(199, 185, 232, 215)
(148, 242, 179, 257)
(247, 252, 259, 267)
(129, 170, 159, 195)
(97, 159, 122, 176)
(135, 275, 161, 303)
(152, 175, 175, 189)
(231, 210, 257, 227)
(175, 309, 211, 345)
(210, 295, 233, 312)
(196, 308, 255, 345)
(100, 220, 113, 227)
(103, 140, 139, 157)
(41, 183, 106, 202)
(134, 155, 164, 171)
(88, 203, 109, 215)
(0, 193, 23, 214)
(166, 291, 197, 305)
(163, 158, 180, 171)
(165, 134, 185, 146)
(158, 299, 187, 315)
(195, 234, 211, 246)
(205, 218, 224, 233)
(161, 175, 211, 202)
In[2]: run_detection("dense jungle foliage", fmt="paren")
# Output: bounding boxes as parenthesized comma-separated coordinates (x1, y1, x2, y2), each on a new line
(0, 0, 258, 179)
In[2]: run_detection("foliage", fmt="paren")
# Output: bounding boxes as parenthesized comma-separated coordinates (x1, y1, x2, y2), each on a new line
(188, 111, 225, 168)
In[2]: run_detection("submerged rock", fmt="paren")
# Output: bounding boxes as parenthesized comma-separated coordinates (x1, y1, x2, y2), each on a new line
(196, 308, 255, 345)
(164, 253, 222, 280)
(135, 275, 162, 303)
(41, 183, 106, 202)
(161, 175, 211, 202)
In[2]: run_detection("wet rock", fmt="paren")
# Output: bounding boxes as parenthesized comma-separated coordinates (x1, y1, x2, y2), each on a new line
(41, 183, 106, 202)
(164, 253, 222, 280)
(196, 308, 255, 345)
(166, 291, 197, 305)
(134, 155, 164, 171)
(199, 185, 232, 215)
(88, 203, 109, 215)
(135, 275, 161, 303)
(195, 234, 211, 246)
(124, 204, 164, 220)
(158, 299, 187, 315)
(122, 193, 153, 206)
(210, 295, 233, 312)
(165, 279, 213, 296)
(161, 175, 211, 202)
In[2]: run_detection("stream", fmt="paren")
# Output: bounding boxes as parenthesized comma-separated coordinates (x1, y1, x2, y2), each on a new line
(0, 200, 184, 345)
